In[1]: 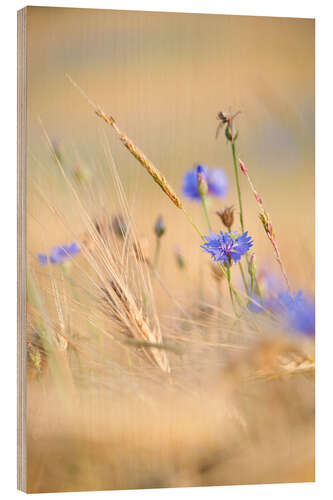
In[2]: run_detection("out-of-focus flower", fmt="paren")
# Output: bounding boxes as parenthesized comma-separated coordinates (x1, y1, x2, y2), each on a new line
(182, 165, 228, 201)
(37, 253, 48, 265)
(38, 242, 80, 265)
(246, 269, 315, 336)
(201, 231, 253, 266)
(272, 291, 315, 336)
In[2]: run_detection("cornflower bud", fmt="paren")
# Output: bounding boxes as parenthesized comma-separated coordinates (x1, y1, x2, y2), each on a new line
(154, 215, 166, 238)
(174, 247, 185, 269)
(248, 253, 257, 278)
(112, 215, 127, 238)
(196, 165, 208, 197)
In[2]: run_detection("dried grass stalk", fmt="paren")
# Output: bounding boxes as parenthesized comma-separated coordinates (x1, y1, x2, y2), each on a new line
(100, 274, 170, 373)
(95, 110, 183, 209)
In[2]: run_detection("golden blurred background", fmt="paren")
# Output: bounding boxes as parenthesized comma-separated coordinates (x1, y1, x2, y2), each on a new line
(26, 7, 315, 295)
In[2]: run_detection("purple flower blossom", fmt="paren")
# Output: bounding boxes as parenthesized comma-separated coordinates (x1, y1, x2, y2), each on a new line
(246, 270, 315, 336)
(272, 291, 315, 336)
(38, 242, 80, 265)
(201, 231, 253, 265)
(182, 165, 228, 201)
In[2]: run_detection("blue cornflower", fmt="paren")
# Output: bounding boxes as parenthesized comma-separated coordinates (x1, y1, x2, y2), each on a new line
(182, 165, 228, 201)
(246, 271, 315, 336)
(201, 231, 253, 265)
(38, 242, 80, 265)
(272, 291, 315, 336)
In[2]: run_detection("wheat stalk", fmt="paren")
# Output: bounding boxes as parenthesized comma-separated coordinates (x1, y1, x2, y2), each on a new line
(65, 74, 182, 209)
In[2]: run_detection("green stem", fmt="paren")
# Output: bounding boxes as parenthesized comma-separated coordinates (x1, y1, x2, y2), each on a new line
(226, 266, 239, 317)
(231, 141, 262, 297)
(246, 273, 255, 308)
(182, 208, 205, 240)
(238, 261, 248, 294)
(250, 274, 254, 298)
(231, 142, 245, 232)
(200, 193, 212, 231)
(255, 280, 263, 301)
(153, 237, 161, 269)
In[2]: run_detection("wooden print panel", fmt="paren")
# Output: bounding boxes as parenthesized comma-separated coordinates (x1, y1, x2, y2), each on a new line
(18, 6, 315, 493)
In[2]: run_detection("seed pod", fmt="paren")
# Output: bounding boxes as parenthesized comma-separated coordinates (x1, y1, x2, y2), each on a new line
(259, 211, 274, 239)
(216, 206, 234, 232)
(225, 124, 238, 142)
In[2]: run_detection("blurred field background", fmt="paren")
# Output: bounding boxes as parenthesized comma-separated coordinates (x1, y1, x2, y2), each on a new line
(24, 7, 315, 493)
(27, 7, 314, 291)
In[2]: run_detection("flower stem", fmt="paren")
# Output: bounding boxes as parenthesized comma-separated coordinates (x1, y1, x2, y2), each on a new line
(238, 261, 248, 293)
(182, 208, 205, 240)
(231, 142, 245, 233)
(226, 266, 238, 317)
(200, 193, 212, 231)
(250, 274, 254, 298)
(153, 237, 161, 269)
(231, 141, 263, 298)
(231, 141, 253, 295)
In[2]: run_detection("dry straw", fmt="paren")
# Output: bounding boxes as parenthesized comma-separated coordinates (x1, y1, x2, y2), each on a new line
(238, 158, 291, 292)
(39, 104, 171, 374)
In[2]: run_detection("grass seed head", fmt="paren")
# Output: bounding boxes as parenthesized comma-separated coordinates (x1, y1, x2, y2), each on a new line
(95, 109, 183, 209)
(259, 210, 274, 239)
